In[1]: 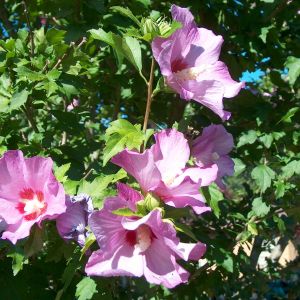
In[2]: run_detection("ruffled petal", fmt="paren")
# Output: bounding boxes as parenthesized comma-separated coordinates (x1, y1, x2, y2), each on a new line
(144, 238, 189, 288)
(85, 246, 144, 277)
(171, 5, 195, 27)
(152, 129, 190, 184)
(112, 149, 161, 193)
(89, 210, 125, 252)
(2, 219, 36, 244)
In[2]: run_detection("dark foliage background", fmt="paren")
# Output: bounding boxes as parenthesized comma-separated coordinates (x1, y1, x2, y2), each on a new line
(0, 0, 299, 299)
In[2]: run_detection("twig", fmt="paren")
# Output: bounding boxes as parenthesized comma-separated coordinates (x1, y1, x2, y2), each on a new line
(82, 168, 93, 180)
(22, 0, 34, 57)
(52, 37, 86, 70)
(22, 105, 39, 133)
(142, 57, 155, 133)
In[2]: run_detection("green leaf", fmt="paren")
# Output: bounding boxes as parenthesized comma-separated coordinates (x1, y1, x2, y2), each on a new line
(89, 28, 124, 66)
(233, 158, 246, 176)
(7, 248, 28, 276)
(103, 119, 144, 165)
(259, 25, 273, 43)
(221, 254, 233, 273)
(46, 28, 66, 44)
(247, 222, 258, 235)
(80, 233, 96, 258)
(259, 133, 273, 148)
(78, 169, 127, 208)
(75, 277, 97, 300)
(112, 207, 140, 217)
(110, 6, 141, 26)
(122, 36, 143, 74)
(10, 89, 29, 110)
(252, 197, 270, 217)
(54, 163, 71, 183)
(207, 184, 224, 218)
(281, 160, 300, 179)
(251, 165, 275, 192)
(277, 107, 299, 124)
(237, 130, 257, 147)
(285, 56, 300, 85)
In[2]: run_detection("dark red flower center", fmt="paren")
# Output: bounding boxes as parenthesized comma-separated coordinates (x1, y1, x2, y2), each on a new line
(125, 225, 155, 252)
(171, 58, 188, 73)
(16, 188, 47, 221)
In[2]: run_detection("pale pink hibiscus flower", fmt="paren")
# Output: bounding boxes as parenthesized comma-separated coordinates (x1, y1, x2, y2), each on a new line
(192, 125, 234, 189)
(86, 183, 206, 288)
(152, 5, 244, 120)
(0, 150, 66, 244)
(112, 129, 218, 214)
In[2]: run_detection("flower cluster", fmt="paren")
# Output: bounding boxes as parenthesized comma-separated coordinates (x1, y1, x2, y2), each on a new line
(0, 4, 242, 289)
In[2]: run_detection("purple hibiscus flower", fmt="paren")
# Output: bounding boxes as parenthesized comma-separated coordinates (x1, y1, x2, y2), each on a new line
(85, 184, 206, 288)
(152, 5, 245, 120)
(112, 128, 218, 215)
(56, 194, 93, 246)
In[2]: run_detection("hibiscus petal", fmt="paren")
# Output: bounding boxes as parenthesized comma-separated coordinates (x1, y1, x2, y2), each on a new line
(176, 164, 218, 187)
(171, 5, 195, 27)
(0, 198, 23, 224)
(155, 179, 211, 215)
(112, 149, 161, 193)
(152, 129, 190, 184)
(144, 238, 189, 288)
(85, 246, 144, 277)
(192, 28, 223, 66)
(0, 150, 26, 200)
(2, 219, 36, 244)
(168, 241, 207, 261)
(89, 210, 125, 252)
(197, 61, 245, 98)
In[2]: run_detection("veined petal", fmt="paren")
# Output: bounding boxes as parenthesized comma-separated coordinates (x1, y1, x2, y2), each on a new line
(85, 246, 144, 277)
(144, 238, 189, 288)
(112, 149, 161, 193)
(152, 129, 190, 185)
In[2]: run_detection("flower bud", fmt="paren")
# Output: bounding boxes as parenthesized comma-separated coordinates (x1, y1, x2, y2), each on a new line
(141, 17, 160, 39)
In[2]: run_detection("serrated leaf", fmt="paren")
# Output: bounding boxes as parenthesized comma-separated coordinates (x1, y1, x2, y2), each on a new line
(237, 130, 257, 147)
(75, 277, 97, 300)
(7, 248, 28, 276)
(251, 165, 275, 192)
(103, 119, 144, 165)
(281, 160, 300, 179)
(252, 197, 270, 217)
(46, 28, 66, 44)
(54, 163, 71, 183)
(259, 133, 273, 148)
(10, 89, 29, 110)
(233, 158, 246, 176)
(285, 56, 300, 85)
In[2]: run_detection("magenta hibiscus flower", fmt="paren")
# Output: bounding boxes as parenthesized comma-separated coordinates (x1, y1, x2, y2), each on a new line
(0, 150, 66, 244)
(85, 184, 206, 288)
(192, 125, 234, 189)
(152, 5, 244, 120)
(112, 129, 218, 214)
